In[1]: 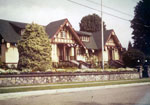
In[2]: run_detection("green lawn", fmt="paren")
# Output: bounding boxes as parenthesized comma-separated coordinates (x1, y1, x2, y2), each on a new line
(0, 78, 150, 94)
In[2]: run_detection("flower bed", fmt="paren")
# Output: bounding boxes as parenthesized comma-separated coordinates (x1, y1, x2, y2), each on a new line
(0, 68, 137, 75)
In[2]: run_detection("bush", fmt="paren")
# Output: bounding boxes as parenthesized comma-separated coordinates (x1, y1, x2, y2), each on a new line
(17, 23, 52, 71)
(145, 56, 150, 65)
(86, 55, 99, 68)
(0, 69, 20, 74)
(122, 49, 145, 68)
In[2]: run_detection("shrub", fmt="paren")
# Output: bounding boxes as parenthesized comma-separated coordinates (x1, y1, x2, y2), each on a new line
(145, 56, 150, 65)
(0, 69, 20, 74)
(17, 23, 52, 71)
(122, 49, 145, 68)
(86, 55, 99, 68)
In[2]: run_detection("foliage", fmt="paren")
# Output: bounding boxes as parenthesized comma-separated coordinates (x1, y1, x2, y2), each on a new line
(0, 69, 20, 74)
(86, 55, 99, 68)
(17, 23, 52, 71)
(21, 69, 32, 73)
(122, 49, 145, 67)
(127, 41, 133, 51)
(145, 56, 150, 65)
(79, 13, 106, 32)
(131, 0, 150, 56)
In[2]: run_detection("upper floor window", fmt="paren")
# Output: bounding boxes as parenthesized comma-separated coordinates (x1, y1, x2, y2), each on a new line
(81, 36, 89, 42)
(61, 31, 66, 38)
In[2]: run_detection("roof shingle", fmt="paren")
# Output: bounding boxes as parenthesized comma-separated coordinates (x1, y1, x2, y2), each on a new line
(46, 19, 67, 38)
(76, 30, 114, 50)
(0, 19, 27, 43)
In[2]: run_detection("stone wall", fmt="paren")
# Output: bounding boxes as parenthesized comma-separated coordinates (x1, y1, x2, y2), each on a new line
(0, 72, 140, 86)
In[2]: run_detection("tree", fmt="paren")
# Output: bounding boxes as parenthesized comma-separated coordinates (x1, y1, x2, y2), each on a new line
(17, 23, 52, 71)
(80, 13, 106, 32)
(131, 0, 150, 56)
(127, 41, 132, 51)
(122, 49, 145, 68)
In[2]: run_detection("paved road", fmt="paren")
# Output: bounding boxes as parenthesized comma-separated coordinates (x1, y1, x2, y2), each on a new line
(0, 85, 150, 105)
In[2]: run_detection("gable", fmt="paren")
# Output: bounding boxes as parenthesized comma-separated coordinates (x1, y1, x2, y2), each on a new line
(106, 36, 116, 46)
(46, 19, 67, 38)
(105, 31, 122, 48)
(76, 29, 123, 50)
(46, 19, 85, 47)
(52, 25, 76, 44)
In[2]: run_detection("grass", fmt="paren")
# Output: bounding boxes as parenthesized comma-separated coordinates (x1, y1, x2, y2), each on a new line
(0, 78, 150, 94)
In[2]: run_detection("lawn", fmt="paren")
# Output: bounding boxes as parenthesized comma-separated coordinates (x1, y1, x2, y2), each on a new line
(0, 78, 150, 94)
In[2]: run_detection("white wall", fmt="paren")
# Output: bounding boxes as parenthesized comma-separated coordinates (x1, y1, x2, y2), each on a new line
(51, 44, 59, 62)
(5, 44, 19, 64)
(114, 48, 120, 60)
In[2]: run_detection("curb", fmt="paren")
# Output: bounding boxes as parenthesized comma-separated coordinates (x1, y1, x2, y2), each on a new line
(0, 82, 150, 100)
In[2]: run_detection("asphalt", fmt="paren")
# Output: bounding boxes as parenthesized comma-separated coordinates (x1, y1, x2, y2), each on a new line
(0, 82, 150, 100)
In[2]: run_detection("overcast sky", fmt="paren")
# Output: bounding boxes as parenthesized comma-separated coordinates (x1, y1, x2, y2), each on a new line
(0, 0, 140, 48)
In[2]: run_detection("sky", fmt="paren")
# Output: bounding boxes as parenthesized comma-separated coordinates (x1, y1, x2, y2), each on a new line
(0, 0, 140, 48)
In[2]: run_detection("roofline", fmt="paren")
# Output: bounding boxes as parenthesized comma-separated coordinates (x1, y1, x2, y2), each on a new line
(51, 19, 86, 48)
(76, 31, 92, 36)
(0, 19, 27, 25)
(51, 19, 68, 40)
(106, 30, 122, 48)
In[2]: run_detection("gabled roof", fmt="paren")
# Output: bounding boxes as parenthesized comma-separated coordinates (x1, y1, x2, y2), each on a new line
(83, 35, 98, 49)
(46, 18, 85, 47)
(76, 31, 92, 36)
(0, 19, 26, 43)
(76, 31, 97, 49)
(46, 19, 67, 38)
(93, 30, 113, 49)
(77, 29, 122, 50)
(0, 18, 122, 50)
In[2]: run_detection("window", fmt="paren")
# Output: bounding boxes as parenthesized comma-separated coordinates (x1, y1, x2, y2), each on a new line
(81, 36, 89, 42)
(61, 31, 66, 38)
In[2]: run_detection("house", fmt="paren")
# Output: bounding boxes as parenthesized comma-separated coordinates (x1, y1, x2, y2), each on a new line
(0, 18, 124, 68)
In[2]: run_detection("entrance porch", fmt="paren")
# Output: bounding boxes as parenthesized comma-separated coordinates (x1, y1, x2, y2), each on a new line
(57, 44, 77, 61)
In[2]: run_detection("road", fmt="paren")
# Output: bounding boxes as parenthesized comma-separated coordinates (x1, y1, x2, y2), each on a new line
(0, 85, 150, 105)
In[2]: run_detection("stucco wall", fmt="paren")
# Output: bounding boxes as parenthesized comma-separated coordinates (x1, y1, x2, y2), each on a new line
(97, 47, 109, 62)
(0, 72, 140, 86)
(6, 45, 19, 63)
(103, 46, 109, 62)
(1, 43, 19, 64)
(51, 44, 59, 62)
(114, 49, 120, 60)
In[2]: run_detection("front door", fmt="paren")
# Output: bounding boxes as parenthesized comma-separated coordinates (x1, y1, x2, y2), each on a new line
(58, 45, 64, 61)
(66, 47, 70, 61)
(108, 49, 112, 61)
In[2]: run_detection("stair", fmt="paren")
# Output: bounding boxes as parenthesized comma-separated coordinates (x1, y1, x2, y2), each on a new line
(109, 60, 124, 68)
(70, 60, 89, 69)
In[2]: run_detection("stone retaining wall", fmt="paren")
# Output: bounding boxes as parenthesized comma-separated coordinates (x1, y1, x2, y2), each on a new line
(0, 72, 140, 86)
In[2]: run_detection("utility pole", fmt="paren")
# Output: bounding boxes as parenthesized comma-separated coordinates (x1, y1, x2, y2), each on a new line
(101, 0, 104, 70)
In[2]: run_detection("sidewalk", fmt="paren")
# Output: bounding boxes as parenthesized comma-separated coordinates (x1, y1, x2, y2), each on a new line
(0, 82, 150, 100)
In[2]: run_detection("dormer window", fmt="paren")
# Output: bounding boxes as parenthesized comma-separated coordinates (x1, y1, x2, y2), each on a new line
(61, 31, 66, 38)
(81, 36, 89, 42)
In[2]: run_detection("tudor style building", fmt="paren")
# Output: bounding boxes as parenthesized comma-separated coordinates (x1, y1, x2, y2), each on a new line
(0, 18, 124, 68)
(45, 19, 86, 63)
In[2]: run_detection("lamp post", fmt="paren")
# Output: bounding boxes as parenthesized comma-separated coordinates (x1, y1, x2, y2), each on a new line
(137, 59, 142, 78)
(143, 59, 149, 77)
(101, 0, 104, 71)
